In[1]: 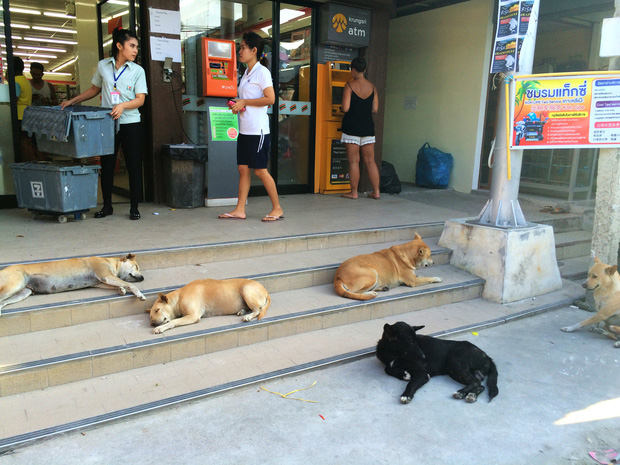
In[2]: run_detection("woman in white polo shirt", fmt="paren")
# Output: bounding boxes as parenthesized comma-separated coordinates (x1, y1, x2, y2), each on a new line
(61, 28, 148, 220)
(218, 31, 283, 222)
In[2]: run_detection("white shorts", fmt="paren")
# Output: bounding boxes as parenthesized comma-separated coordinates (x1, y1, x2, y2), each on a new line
(341, 132, 375, 146)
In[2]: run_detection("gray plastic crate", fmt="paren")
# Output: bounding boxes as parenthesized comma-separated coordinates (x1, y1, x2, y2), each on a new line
(22, 105, 116, 158)
(10, 162, 101, 213)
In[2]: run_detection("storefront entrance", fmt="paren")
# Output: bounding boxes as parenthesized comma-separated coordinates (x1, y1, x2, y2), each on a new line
(179, 0, 315, 196)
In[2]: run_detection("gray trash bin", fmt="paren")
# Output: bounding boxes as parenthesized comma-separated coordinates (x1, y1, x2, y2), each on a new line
(161, 144, 208, 208)
(22, 105, 117, 158)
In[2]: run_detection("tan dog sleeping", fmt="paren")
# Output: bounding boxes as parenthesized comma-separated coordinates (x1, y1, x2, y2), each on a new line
(561, 257, 620, 347)
(148, 278, 271, 334)
(0, 253, 145, 313)
(333, 233, 442, 301)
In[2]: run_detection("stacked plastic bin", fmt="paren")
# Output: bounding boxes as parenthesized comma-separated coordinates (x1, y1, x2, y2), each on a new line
(11, 106, 116, 223)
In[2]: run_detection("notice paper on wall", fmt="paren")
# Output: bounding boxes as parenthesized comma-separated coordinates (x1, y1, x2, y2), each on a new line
(490, 0, 539, 73)
(150, 37, 182, 63)
(149, 8, 181, 35)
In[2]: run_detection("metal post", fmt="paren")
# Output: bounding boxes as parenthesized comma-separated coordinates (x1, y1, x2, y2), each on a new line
(475, 0, 540, 228)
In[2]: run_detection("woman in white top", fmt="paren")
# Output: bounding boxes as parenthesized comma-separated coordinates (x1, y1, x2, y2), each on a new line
(218, 31, 283, 222)
(61, 28, 148, 220)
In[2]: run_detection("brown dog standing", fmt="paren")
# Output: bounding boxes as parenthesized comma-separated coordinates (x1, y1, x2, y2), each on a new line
(148, 278, 271, 334)
(561, 257, 620, 347)
(333, 233, 442, 301)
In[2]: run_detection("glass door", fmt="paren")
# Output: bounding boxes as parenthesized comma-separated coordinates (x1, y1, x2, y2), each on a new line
(273, 3, 312, 192)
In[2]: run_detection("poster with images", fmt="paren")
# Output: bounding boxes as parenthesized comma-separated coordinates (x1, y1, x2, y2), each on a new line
(511, 73, 620, 149)
(491, 0, 539, 73)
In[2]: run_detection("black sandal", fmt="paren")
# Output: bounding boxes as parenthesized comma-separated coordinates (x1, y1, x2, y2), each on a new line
(130, 209, 140, 220)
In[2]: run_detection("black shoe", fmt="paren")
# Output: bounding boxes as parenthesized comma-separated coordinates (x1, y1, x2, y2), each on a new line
(94, 207, 113, 218)
(130, 209, 140, 220)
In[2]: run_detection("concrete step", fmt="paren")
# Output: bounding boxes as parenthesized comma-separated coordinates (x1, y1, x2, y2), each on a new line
(559, 256, 591, 282)
(0, 265, 483, 397)
(0, 221, 590, 337)
(553, 230, 592, 261)
(0, 223, 446, 271)
(0, 280, 584, 451)
(0, 237, 451, 336)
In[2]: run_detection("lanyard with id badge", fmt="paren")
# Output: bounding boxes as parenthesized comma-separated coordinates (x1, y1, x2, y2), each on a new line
(111, 64, 128, 105)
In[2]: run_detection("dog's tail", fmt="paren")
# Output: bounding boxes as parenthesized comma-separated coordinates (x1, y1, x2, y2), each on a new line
(333, 277, 376, 301)
(486, 358, 499, 402)
(257, 293, 271, 320)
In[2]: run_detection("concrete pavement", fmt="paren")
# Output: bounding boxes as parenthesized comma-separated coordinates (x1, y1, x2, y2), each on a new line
(0, 306, 617, 465)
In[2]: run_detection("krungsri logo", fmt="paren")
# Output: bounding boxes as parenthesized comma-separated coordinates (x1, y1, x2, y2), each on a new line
(332, 13, 347, 33)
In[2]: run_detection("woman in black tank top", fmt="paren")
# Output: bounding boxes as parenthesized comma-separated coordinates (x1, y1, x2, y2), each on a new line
(340, 57, 381, 200)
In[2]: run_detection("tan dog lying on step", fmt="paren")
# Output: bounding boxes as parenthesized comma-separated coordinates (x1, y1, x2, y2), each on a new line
(333, 233, 442, 301)
(0, 253, 146, 313)
(148, 278, 271, 334)
(561, 257, 620, 347)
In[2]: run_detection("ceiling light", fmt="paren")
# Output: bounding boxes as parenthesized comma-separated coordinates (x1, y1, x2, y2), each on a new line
(108, 0, 129, 4)
(32, 26, 77, 34)
(113, 10, 129, 19)
(10, 7, 41, 15)
(11, 24, 31, 29)
(103, 39, 113, 47)
(45, 72, 72, 76)
(22, 53, 57, 59)
(43, 11, 76, 19)
(24, 37, 78, 45)
(25, 59, 49, 64)
(1, 34, 23, 40)
(17, 45, 67, 53)
(53, 57, 78, 72)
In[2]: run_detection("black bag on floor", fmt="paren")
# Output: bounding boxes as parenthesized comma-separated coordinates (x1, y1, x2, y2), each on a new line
(415, 142, 453, 189)
(380, 160, 401, 194)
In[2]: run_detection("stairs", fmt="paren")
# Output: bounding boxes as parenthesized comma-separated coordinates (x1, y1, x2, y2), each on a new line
(0, 219, 587, 451)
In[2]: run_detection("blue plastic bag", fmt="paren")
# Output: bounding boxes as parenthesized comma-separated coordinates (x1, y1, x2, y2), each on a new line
(415, 142, 453, 189)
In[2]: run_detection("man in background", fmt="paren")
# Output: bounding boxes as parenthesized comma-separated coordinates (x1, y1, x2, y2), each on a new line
(29, 62, 58, 106)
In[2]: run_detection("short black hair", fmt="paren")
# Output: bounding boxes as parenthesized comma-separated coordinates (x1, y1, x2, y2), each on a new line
(13, 56, 25, 74)
(30, 62, 44, 72)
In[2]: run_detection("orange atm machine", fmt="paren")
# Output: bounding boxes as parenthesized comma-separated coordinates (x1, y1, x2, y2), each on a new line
(314, 61, 351, 194)
(197, 38, 237, 98)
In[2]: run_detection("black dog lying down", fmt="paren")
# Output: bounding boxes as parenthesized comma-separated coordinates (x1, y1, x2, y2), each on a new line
(377, 322, 498, 404)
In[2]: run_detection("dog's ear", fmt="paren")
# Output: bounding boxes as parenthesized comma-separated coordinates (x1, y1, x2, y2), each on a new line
(126, 253, 136, 260)
(411, 325, 425, 333)
(383, 323, 394, 337)
(418, 247, 426, 256)
(414, 233, 421, 240)
(607, 265, 618, 275)
(594, 256, 601, 264)
(145, 307, 151, 313)
(158, 293, 169, 303)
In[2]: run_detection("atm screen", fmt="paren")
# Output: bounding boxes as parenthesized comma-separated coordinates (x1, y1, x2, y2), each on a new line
(332, 86, 344, 105)
(208, 41, 232, 58)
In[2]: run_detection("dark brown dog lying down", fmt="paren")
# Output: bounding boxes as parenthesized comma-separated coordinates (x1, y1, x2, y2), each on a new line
(333, 233, 442, 300)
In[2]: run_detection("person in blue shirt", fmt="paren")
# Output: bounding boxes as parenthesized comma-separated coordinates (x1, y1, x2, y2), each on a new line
(61, 28, 148, 220)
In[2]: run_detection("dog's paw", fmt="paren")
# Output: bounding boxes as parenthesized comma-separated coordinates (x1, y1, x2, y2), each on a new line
(152, 326, 165, 334)
(614, 341, 620, 348)
(400, 395, 412, 404)
(453, 391, 466, 400)
(560, 326, 575, 333)
(402, 371, 411, 381)
(432, 277, 442, 283)
(118, 287, 127, 296)
(139, 295, 146, 301)
(465, 393, 478, 403)
(241, 314, 255, 322)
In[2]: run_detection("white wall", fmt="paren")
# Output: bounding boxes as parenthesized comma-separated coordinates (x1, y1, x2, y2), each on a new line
(382, 0, 494, 193)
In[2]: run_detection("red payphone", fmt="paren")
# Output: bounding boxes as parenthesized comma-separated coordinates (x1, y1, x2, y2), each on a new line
(197, 38, 237, 98)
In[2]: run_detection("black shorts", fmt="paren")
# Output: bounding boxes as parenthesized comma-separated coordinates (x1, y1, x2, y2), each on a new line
(237, 133, 270, 169)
